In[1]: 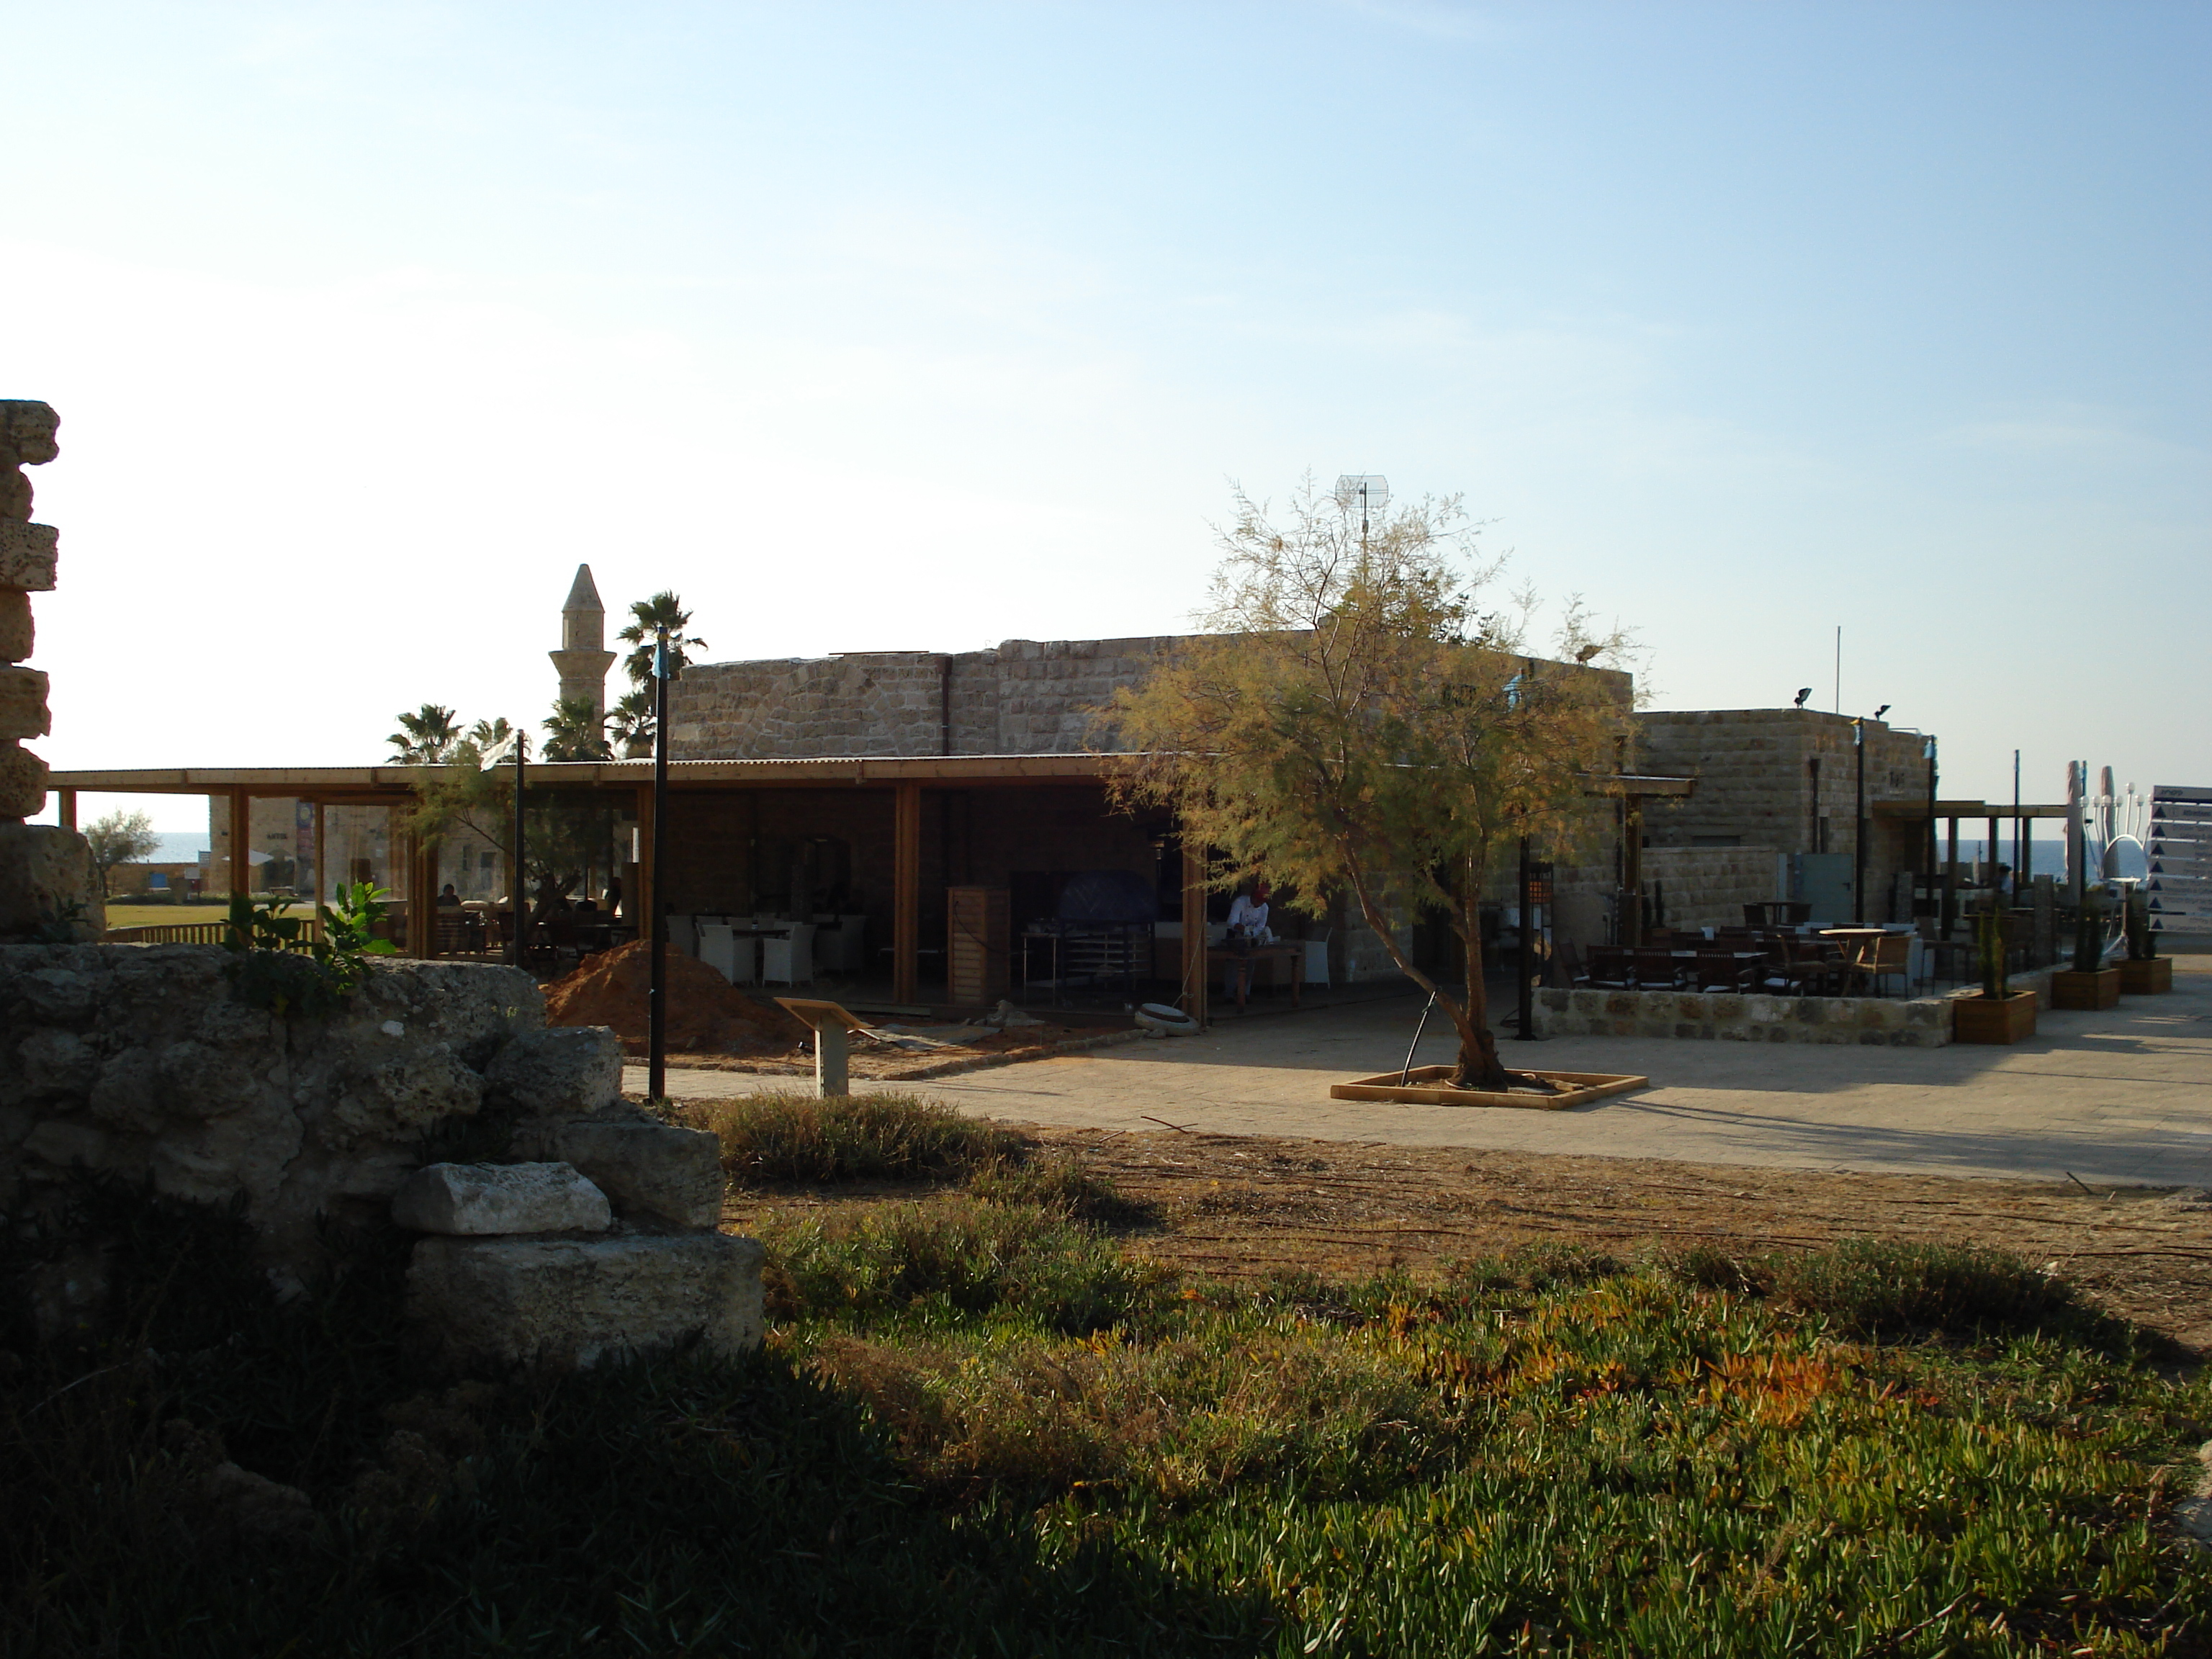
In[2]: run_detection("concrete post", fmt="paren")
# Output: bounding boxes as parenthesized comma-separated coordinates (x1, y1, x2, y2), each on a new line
(815, 1021, 850, 1098)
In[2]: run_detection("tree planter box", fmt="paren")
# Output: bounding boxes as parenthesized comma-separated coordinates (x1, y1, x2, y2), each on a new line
(2119, 958, 2173, 994)
(1953, 991, 2037, 1044)
(1329, 1066, 1650, 1110)
(2049, 968, 2121, 1010)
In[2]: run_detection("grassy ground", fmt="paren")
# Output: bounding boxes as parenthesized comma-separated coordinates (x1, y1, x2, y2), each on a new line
(102, 901, 235, 929)
(5, 1098, 2210, 1656)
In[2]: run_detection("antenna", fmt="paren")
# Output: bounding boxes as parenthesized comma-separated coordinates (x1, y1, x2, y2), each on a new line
(1334, 475, 1390, 538)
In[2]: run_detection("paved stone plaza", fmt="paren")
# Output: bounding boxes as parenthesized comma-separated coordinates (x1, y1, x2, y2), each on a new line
(637, 955, 2212, 1190)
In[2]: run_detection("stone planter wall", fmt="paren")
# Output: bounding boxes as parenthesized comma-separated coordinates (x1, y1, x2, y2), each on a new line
(1532, 984, 1955, 1046)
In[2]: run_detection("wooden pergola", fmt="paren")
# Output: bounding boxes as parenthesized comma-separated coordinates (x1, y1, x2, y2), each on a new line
(54, 757, 1694, 1021)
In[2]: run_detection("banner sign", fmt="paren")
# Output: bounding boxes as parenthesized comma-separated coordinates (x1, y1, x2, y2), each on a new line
(2147, 786, 2212, 928)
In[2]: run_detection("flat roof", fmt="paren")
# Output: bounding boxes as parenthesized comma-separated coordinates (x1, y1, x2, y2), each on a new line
(51, 755, 1698, 797)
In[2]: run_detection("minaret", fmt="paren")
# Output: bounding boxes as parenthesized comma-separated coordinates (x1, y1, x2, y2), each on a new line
(550, 564, 616, 719)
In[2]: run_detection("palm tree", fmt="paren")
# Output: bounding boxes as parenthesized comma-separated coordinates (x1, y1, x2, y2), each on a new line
(454, 716, 514, 764)
(606, 687, 656, 758)
(616, 592, 708, 688)
(388, 703, 462, 763)
(541, 698, 612, 763)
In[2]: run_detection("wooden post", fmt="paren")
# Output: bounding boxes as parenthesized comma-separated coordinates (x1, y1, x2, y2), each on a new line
(892, 781, 922, 1005)
(57, 788, 76, 832)
(815, 1021, 850, 1098)
(1622, 797, 1645, 947)
(313, 802, 327, 908)
(1943, 817, 1959, 938)
(1180, 835, 1208, 1028)
(228, 788, 250, 907)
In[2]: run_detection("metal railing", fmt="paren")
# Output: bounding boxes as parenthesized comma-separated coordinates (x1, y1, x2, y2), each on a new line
(104, 918, 325, 946)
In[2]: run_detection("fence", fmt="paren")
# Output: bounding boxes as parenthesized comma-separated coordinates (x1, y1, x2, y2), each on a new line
(104, 919, 325, 946)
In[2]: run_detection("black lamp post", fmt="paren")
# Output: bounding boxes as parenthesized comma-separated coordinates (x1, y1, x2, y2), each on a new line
(647, 626, 670, 1103)
(1852, 718, 1867, 925)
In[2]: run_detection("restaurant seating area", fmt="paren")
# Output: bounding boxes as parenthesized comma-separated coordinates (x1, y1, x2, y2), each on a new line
(1562, 923, 1916, 999)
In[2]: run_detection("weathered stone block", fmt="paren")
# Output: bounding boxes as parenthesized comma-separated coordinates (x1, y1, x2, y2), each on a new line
(408, 1232, 765, 1369)
(485, 1024, 622, 1117)
(391, 1161, 611, 1236)
(0, 522, 57, 592)
(0, 666, 48, 740)
(0, 822, 96, 935)
(512, 1118, 724, 1228)
(0, 590, 29, 662)
(0, 401, 59, 469)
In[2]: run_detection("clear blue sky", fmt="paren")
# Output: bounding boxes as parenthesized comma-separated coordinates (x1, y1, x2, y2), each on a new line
(9, 1, 2205, 830)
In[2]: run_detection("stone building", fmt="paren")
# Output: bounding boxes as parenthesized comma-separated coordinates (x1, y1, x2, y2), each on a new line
(550, 564, 616, 721)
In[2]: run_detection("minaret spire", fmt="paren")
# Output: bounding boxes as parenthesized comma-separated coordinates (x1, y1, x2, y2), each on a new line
(550, 563, 616, 719)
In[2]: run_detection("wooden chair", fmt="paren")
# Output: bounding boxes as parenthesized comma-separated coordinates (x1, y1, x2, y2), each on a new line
(1555, 942, 1592, 988)
(1583, 945, 1636, 989)
(1691, 951, 1755, 992)
(1632, 948, 1686, 990)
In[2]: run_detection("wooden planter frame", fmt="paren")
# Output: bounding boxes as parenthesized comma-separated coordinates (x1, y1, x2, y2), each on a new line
(2118, 957, 2173, 994)
(2049, 968, 2121, 1010)
(1329, 1066, 1650, 1110)
(1953, 989, 2037, 1044)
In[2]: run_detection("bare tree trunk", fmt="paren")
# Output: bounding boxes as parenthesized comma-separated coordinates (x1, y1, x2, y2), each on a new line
(1341, 860, 1521, 1092)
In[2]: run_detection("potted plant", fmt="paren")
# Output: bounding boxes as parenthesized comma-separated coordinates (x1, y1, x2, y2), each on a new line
(2050, 891, 2120, 1010)
(2118, 887, 2172, 994)
(1954, 902, 2037, 1043)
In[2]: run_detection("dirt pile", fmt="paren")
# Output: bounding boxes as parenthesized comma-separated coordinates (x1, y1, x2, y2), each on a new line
(543, 940, 809, 1056)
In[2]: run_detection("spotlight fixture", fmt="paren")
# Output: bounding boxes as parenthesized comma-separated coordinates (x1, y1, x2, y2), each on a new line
(1575, 644, 1603, 663)
(1792, 688, 1812, 709)
(1872, 703, 1891, 720)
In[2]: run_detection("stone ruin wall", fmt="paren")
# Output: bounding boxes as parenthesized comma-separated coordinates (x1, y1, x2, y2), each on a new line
(1, 945, 758, 1368)
(0, 400, 99, 942)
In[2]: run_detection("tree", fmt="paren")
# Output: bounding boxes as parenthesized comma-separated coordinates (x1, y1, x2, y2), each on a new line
(84, 809, 159, 896)
(387, 703, 463, 763)
(616, 592, 707, 689)
(1105, 477, 1633, 1092)
(541, 697, 613, 763)
(607, 687, 655, 758)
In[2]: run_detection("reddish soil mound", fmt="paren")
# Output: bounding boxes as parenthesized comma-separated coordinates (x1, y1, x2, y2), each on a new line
(543, 939, 809, 1056)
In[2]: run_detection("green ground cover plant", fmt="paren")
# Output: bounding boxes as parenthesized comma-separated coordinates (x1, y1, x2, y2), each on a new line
(672, 1089, 1030, 1184)
(4, 1165, 2208, 1655)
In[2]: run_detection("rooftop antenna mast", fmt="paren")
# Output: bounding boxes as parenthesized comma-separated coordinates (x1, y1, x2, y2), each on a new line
(1334, 475, 1390, 546)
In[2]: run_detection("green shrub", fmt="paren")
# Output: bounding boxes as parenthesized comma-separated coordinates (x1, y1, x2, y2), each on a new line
(762, 1197, 1157, 1333)
(673, 1089, 1029, 1185)
(967, 1155, 1162, 1227)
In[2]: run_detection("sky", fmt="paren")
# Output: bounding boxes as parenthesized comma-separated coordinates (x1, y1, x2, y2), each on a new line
(6, 0, 2205, 835)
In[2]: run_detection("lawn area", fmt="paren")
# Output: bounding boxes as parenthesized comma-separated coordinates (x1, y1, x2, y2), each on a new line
(6, 1094, 2208, 1656)
(102, 901, 235, 930)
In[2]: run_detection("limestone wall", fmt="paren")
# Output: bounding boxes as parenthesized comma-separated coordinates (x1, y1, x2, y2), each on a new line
(672, 635, 1635, 762)
(1641, 845, 1782, 932)
(667, 636, 1194, 760)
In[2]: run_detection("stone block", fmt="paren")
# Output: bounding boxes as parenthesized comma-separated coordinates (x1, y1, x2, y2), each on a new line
(408, 1231, 765, 1369)
(0, 522, 57, 592)
(391, 1161, 611, 1236)
(0, 822, 97, 936)
(0, 590, 29, 662)
(485, 1024, 622, 1117)
(0, 401, 59, 469)
(512, 1118, 724, 1228)
(0, 666, 49, 740)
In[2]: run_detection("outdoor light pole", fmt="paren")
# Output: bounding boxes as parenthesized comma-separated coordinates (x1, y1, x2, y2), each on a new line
(511, 736, 526, 968)
(1512, 834, 1539, 1042)
(647, 626, 671, 1102)
(1852, 718, 1867, 925)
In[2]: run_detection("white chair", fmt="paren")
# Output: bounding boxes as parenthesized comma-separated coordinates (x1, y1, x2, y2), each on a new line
(698, 922, 736, 982)
(1303, 930, 1332, 990)
(761, 922, 817, 987)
